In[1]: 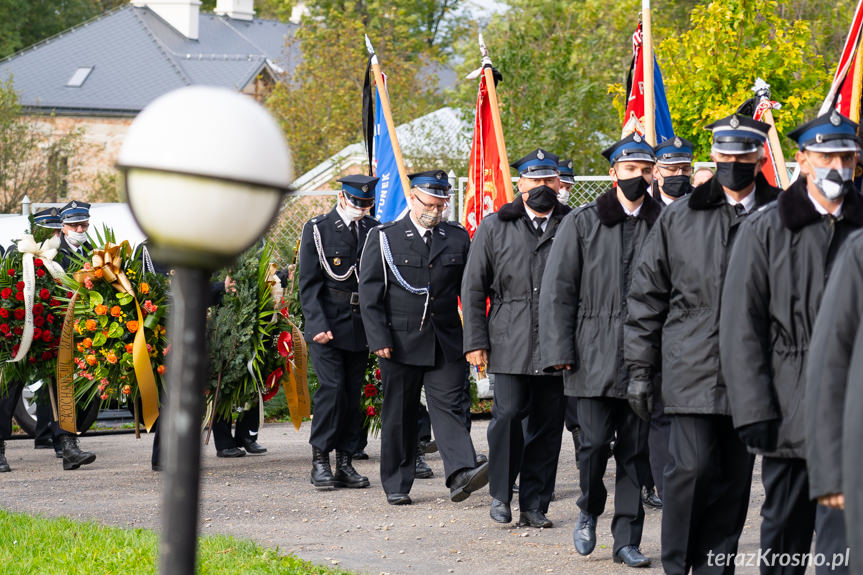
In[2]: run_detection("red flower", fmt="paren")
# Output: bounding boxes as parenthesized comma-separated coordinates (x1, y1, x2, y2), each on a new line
(6, 269, 14, 276)
(0, 288, 10, 299)
(14, 292, 23, 301)
(13, 309, 24, 320)
(34, 315, 44, 327)
(15, 281, 24, 291)
(39, 288, 50, 301)
(263, 368, 283, 401)
(41, 330, 52, 342)
(32, 327, 41, 340)
(0, 308, 7, 319)
(50, 298, 59, 307)
(66, 291, 73, 298)
(41, 351, 52, 360)
(374, 368, 381, 381)
(366, 406, 377, 417)
(280, 306, 290, 320)
(28, 356, 36, 364)
(34, 258, 43, 267)
(0, 324, 9, 334)
(35, 269, 45, 278)
(277, 331, 292, 357)
(363, 384, 378, 398)
(46, 314, 54, 324)
(13, 327, 22, 336)
(32, 303, 43, 316)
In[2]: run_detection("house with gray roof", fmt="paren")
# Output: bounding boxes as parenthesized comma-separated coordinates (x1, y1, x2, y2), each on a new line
(0, 0, 298, 201)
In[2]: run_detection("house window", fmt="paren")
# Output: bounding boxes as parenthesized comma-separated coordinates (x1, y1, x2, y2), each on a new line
(66, 67, 94, 87)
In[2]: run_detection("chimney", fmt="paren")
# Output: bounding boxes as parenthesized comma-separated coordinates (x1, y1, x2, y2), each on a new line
(131, 1, 201, 40)
(215, 0, 255, 21)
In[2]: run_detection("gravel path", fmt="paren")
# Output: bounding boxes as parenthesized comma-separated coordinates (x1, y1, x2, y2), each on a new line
(1, 420, 774, 574)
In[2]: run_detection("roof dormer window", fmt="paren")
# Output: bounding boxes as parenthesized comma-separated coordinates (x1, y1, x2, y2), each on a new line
(66, 66, 94, 87)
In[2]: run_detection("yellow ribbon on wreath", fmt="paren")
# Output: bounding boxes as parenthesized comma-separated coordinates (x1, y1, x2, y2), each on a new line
(58, 242, 159, 432)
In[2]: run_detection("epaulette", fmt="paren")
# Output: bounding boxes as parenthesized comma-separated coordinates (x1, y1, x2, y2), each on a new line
(444, 220, 467, 231)
(378, 220, 398, 229)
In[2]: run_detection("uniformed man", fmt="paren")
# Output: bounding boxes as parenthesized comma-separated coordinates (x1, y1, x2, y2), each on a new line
(721, 111, 862, 575)
(541, 133, 659, 566)
(842, 299, 863, 575)
(58, 200, 93, 267)
(557, 158, 575, 206)
(299, 174, 379, 489)
(624, 114, 781, 575)
(462, 149, 570, 528)
(359, 170, 488, 506)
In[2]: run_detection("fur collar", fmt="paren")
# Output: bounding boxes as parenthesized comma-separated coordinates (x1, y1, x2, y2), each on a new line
(596, 188, 662, 227)
(497, 194, 572, 222)
(779, 177, 863, 231)
(689, 172, 781, 211)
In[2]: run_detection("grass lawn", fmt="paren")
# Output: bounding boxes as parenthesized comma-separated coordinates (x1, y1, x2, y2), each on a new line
(0, 509, 353, 574)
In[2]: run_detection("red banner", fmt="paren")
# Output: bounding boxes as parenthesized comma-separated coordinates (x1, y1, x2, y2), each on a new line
(753, 98, 782, 187)
(462, 72, 508, 238)
(822, 0, 863, 120)
(622, 24, 646, 138)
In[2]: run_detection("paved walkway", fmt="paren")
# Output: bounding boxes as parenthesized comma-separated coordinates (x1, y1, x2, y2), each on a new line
(1, 420, 771, 574)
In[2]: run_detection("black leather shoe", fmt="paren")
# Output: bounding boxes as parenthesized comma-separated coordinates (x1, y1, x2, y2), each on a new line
(0, 440, 9, 472)
(415, 447, 434, 479)
(518, 509, 553, 528)
(54, 449, 63, 459)
(333, 450, 369, 488)
(216, 447, 246, 458)
(419, 439, 437, 454)
(151, 463, 162, 472)
(240, 440, 267, 455)
(641, 486, 663, 509)
(352, 450, 369, 460)
(475, 453, 488, 465)
(61, 435, 96, 471)
(310, 447, 335, 489)
(449, 461, 489, 502)
(614, 545, 651, 567)
(573, 511, 597, 555)
(490, 498, 511, 523)
(386, 493, 412, 505)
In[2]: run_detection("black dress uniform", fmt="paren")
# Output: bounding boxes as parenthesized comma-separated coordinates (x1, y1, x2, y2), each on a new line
(843, 316, 863, 575)
(462, 149, 570, 526)
(721, 112, 863, 575)
(624, 115, 781, 575)
(541, 133, 660, 565)
(300, 175, 379, 489)
(359, 170, 488, 505)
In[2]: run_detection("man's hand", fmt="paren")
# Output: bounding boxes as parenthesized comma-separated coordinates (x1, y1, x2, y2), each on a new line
(465, 349, 488, 367)
(552, 364, 573, 371)
(374, 347, 392, 359)
(224, 275, 237, 294)
(312, 331, 333, 344)
(627, 377, 653, 422)
(736, 420, 779, 452)
(818, 493, 845, 509)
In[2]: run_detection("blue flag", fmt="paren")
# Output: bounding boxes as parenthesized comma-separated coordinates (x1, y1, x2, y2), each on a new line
(373, 77, 408, 223)
(653, 53, 675, 144)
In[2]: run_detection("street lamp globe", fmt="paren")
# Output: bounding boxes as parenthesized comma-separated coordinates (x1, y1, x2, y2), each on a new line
(117, 86, 294, 267)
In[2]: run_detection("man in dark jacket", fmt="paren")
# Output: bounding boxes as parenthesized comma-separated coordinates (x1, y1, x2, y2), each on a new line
(541, 133, 659, 566)
(359, 170, 488, 506)
(843, 315, 863, 575)
(807, 232, 863, 574)
(721, 111, 862, 575)
(300, 175, 379, 490)
(462, 149, 570, 528)
(624, 114, 781, 575)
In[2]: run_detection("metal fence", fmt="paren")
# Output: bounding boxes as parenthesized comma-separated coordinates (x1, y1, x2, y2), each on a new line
(264, 176, 615, 266)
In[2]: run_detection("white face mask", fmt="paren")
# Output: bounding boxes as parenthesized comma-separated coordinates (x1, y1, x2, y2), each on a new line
(66, 230, 87, 248)
(557, 189, 570, 204)
(340, 195, 368, 221)
(808, 159, 855, 201)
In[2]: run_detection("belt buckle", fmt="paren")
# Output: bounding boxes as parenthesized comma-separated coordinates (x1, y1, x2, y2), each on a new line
(349, 292, 360, 306)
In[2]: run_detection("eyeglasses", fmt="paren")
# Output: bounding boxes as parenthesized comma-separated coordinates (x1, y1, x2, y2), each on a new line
(413, 194, 448, 212)
(64, 222, 90, 231)
(658, 164, 693, 176)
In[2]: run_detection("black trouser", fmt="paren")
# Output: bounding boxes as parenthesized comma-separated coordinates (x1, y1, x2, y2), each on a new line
(661, 414, 754, 575)
(34, 387, 59, 447)
(308, 343, 367, 454)
(647, 396, 672, 498)
(760, 457, 816, 575)
(0, 381, 23, 440)
(378, 349, 476, 495)
(212, 405, 261, 451)
(577, 396, 648, 554)
(816, 505, 849, 575)
(487, 373, 564, 512)
(564, 396, 579, 431)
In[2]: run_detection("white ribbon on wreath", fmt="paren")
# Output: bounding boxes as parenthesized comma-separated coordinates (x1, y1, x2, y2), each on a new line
(9, 235, 67, 363)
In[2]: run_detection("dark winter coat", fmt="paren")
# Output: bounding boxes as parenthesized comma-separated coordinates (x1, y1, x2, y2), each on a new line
(720, 179, 863, 458)
(624, 173, 781, 415)
(461, 196, 571, 375)
(540, 189, 662, 398)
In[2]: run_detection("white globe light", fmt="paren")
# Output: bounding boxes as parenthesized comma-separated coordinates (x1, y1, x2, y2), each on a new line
(117, 86, 294, 267)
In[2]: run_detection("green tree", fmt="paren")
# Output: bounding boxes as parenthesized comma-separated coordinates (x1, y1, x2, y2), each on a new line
(655, 0, 830, 160)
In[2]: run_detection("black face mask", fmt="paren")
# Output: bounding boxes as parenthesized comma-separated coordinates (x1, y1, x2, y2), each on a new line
(525, 185, 557, 213)
(715, 161, 757, 192)
(616, 176, 649, 201)
(660, 175, 693, 198)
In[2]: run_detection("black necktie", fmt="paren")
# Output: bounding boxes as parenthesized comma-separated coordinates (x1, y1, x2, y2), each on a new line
(534, 217, 547, 237)
(734, 204, 747, 217)
(423, 230, 432, 250)
(349, 221, 358, 244)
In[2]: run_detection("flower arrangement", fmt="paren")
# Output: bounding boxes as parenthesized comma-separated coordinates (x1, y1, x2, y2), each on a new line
(360, 357, 383, 436)
(61, 230, 168, 430)
(0, 235, 67, 387)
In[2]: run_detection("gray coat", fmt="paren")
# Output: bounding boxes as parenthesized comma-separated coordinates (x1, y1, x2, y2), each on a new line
(540, 189, 662, 398)
(806, 228, 863, 498)
(624, 174, 781, 415)
(461, 196, 570, 375)
(720, 179, 863, 459)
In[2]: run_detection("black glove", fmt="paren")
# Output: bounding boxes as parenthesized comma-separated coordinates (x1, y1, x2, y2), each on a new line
(491, 66, 503, 86)
(275, 268, 289, 289)
(626, 377, 653, 422)
(737, 420, 779, 452)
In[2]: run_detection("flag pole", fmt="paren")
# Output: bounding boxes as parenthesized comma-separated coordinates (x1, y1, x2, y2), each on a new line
(752, 80, 790, 189)
(479, 33, 514, 202)
(365, 35, 412, 203)
(642, 0, 656, 145)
